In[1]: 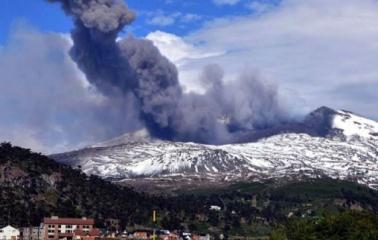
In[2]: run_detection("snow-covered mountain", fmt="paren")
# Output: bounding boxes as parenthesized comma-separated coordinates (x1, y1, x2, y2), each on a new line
(51, 107, 378, 189)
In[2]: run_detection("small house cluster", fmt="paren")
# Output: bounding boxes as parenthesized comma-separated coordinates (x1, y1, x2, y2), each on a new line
(2, 216, 210, 240)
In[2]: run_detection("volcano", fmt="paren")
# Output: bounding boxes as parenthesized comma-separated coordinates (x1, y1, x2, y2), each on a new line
(51, 106, 378, 191)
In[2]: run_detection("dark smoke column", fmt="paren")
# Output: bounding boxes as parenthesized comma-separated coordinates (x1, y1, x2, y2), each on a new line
(48, 0, 183, 140)
(48, 0, 288, 145)
(47, 0, 136, 94)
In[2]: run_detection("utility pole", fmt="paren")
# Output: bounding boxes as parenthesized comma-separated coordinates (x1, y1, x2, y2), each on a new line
(152, 210, 157, 240)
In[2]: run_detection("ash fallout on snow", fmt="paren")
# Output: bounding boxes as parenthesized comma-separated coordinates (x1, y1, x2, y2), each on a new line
(48, 0, 288, 144)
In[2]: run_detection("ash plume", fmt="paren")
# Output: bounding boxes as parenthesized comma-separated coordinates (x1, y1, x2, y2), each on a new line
(48, 0, 288, 144)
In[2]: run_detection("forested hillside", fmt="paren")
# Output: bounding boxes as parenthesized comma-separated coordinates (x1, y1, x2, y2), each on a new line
(1, 142, 378, 238)
(0, 142, 157, 227)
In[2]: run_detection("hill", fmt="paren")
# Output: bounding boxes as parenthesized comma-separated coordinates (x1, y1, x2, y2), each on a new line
(1, 142, 378, 237)
(0, 142, 158, 227)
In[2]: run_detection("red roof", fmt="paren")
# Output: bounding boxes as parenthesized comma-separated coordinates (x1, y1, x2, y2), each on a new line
(44, 217, 94, 225)
(73, 230, 85, 236)
(59, 233, 74, 237)
(89, 229, 101, 236)
(74, 229, 101, 237)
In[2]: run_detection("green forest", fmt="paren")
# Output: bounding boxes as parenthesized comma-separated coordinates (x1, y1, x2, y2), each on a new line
(1, 142, 378, 239)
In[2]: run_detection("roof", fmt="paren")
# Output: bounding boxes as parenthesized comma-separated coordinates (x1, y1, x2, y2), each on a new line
(73, 230, 85, 236)
(1, 225, 19, 231)
(133, 230, 152, 235)
(59, 233, 74, 237)
(43, 217, 94, 225)
(89, 229, 101, 236)
(74, 228, 100, 237)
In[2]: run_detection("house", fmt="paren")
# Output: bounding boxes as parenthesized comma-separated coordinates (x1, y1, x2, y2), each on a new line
(199, 235, 210, 240)
(192, 234, 210, 240)
(132, 231, 148, 240)
(73, 228, 101, 240)
(0, 225, 20, 240)
(43, 216, 95, 240)
(209, 205, 221, 211)
(182, 233, 209, 240)
(181, 232, 191, 240)
(117, 230, 128, 239)
(21, 225, 43, 240)
(159, 232, 178, 240)
(130, 230, 152, 240)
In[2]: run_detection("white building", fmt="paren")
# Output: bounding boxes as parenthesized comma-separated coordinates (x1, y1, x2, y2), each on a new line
(21, 225, 43, 240)
(209, 205, 221, 211)
(0, 225, 20, 240)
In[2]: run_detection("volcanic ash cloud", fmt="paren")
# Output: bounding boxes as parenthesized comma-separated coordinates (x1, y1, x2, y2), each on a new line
(48, 0, 289, 144)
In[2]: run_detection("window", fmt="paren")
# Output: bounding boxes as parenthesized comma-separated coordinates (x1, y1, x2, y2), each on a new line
(66, 225, 72, 229)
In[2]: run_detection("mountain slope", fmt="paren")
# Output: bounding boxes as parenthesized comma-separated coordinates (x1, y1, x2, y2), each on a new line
(3, 143, 378, 237)
(0, 142, 161, 227)
(52, 107, 378, 189)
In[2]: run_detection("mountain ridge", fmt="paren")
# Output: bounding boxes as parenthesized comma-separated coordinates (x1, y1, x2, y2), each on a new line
(51, 106, 378, 190)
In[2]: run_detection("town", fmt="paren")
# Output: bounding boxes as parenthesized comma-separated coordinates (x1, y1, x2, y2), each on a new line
(1, 216, 212, 240)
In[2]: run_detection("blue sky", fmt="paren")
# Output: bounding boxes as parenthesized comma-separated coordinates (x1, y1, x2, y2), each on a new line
(0, 0, 70, 43)
(1, 0, 378, 152)
(0, 0, 277, 43)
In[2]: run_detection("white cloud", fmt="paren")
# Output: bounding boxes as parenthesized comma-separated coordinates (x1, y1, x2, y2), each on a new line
(147, 14, 176, 26)
(181, 13, 202, 23)
(246, 1, 275, 13)
(213, 0, 240, 6)
(146, 11, 202, 27)
(146, 31, 223, 64)
(146, 31, 225, 92)
(149, 0, 378, 119)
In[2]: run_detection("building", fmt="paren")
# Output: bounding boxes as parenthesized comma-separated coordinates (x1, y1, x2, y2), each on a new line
(73, 228, 101, 240)
(130, 230, 152, 240)
(43, 217, 94, 240)
(159, 233, 178, 240)
(198, 235, 210, 240)
(104, 219, 120, 232)
(0, 225, 20, 240)
(21, 226, 43, 240)
(209, 205, 221, 211)
(181, 232, 191, 240)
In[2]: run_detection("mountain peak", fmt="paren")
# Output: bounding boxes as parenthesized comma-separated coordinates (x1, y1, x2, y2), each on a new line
(306, 106, 338, 120)
(302, 106, 378, 140)
(312, 106, 338, 114)
(303, 106, 338, 136)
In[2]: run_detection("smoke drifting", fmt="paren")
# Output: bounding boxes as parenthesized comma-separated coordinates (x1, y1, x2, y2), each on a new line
(48, 0, 288, 144)
(0, 24, 143, 153)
